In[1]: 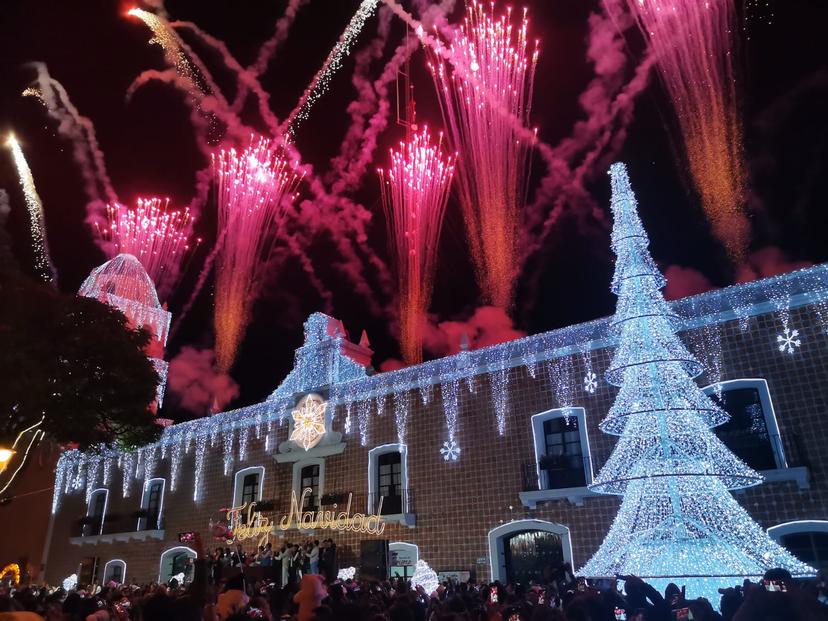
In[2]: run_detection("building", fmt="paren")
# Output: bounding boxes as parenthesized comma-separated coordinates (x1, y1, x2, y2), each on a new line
(0, 254, 172, 581)
(43, 264, 828, 586)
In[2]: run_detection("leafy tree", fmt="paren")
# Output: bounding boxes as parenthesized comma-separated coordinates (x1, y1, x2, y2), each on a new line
(0, 270, 162, 450)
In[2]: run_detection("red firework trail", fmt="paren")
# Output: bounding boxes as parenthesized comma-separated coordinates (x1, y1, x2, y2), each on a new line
(213, 137, 304, 373)
(95, 197, 200, 299)
(426, 1, 538, 310)
(623, 0, 748, 261)
(379, 127, 456, 364)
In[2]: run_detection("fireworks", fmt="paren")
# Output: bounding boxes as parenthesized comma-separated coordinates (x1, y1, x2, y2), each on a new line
(282, 0, 380, 132)
(625, 0, 748, 261)
(6, 133, 56, 284)
(427, 1, 538, 309)
(127, 8, 201, 89)
(213, 137, 304, 372)
(379, 127, 456, 364)
(96, 198, 198, 299)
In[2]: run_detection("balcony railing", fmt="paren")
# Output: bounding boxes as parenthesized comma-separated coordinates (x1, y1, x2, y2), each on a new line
(75, 514, 165, 538)
(521, 457, 592, 493)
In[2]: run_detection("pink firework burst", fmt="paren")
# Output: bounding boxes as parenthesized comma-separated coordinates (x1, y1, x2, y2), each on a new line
(427, 0, 538, 310)
(379, 127, 456, 364)
(98, 197, 198, 298)
(213, 136, 304, 373)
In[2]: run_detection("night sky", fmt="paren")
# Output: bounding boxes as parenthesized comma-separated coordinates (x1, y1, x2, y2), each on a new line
(1, 0, 827, 418)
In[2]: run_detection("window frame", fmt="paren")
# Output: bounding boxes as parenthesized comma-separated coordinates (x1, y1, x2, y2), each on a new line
(530, 408, 593, 491)
(702, 378, 787, 470)
(87, 488, 109, 536)
(232, 466, 265, 512)
(367, 444, 409, 515)
(768, 520, 828, 570)
(291, 458, 325, 511)
(138, 478, 166, 531)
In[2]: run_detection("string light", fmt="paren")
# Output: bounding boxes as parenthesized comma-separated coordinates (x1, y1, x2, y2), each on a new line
(411, 559, 439, 595)
(578, 162, 815, 604)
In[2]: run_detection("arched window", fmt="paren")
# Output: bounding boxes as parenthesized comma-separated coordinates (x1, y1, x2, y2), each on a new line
(232, 466, 265, 525)
(86, 489, 109, 536)
(159, 546, 197, 584)
(103, 559, 126, 584)
(488, 519, 573, 584)
(702, 379, 786, 471)
(769, 521, 828, 571)
(530, 408, 593, 491)
(368, 444, 409, 515)
(138, 478, 165, 531)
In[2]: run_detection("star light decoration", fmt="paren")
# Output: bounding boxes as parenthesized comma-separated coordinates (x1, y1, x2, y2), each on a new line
(776, 327, 801, 355)
(290, 394, 328, 451)
(583, 371, 598, 394)
(440, 439, 461, 462)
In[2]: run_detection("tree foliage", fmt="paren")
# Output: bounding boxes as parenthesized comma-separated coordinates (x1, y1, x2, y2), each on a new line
(0, 271, 162, 450)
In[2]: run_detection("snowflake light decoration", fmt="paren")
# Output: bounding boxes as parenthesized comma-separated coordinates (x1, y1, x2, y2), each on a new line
(440, 439, 461, 461)
(290, 394, 327, 450)
(776, 327, 801, 355)
(583, 371, 598, 394)
(337, 566, 356, 581)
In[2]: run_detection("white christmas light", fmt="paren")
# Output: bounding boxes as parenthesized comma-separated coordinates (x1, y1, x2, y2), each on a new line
(440, 439, 460, 462)
(578, 163, 815, 604)
(289, 394, 328, 450)
(777, 326, 801, 355)
(411, 560, 439, 595)
(491, 367, 509, 435)
(583, 371, 598, 394)
(337, 566, 356, 581)
(62, 574, 78, 591)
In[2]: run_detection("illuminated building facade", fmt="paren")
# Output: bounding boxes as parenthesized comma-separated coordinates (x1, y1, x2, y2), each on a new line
(44, 266, 828, 587)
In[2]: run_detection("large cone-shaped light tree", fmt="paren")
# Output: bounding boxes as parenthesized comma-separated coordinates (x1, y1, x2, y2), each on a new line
(578, 163, 814, 601)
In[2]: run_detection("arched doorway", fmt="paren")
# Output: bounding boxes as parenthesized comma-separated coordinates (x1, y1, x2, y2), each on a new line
(488, 520, 572, 584)
(159, 546, 197, 584)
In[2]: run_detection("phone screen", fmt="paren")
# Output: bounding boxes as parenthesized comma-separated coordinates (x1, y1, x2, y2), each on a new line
(672, 608, 693, 620)
(763, 580, 787, 593)
(489, 588, 498, 604)
(178, 532, 195, 543)
(614, 607, 626, 621)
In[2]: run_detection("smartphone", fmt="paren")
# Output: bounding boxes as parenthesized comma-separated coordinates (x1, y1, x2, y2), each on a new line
(672, 608, 693, 620)
(538, 592, 545, 606)
(489, 588, 499, 604)
(614, 607, 626, 621)
(178, 532, 196, 543)
(577, 577, 587, 592)
(763, 580, 787, 593)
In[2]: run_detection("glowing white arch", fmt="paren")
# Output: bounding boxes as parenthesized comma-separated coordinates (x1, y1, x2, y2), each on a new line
(102, 559, 126, 584)
(487, 519, 573, 583)
(158, 546, 197, 583)
(768, 520, 828, 541)
(367, 443, 409, 514)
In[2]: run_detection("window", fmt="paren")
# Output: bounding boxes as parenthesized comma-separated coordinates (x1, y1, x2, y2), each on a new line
(530, 408, 592, 491)
(378, 452, 403, 515)
(87, 489, 108, 536)
(232, 467, 265, 525)
(769, 521, 828, 572)
(291, 458, 325, 514)
(367, 444, 410, 516)
(139, 478, 165, 531)
(703, 379, 786, 471)
(103, 559, 126, 584)
(300, 465, 320, 510)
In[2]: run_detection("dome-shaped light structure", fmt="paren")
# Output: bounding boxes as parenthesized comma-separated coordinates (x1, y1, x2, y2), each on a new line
(79, 253, 171, 406)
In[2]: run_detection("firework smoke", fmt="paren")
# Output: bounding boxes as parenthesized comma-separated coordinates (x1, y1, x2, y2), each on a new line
(379, 127, 455, 363)
(213, 137, 304, 372)
(427, 1, 538, 310)
(6, 134, 57, 284)
(624, 0, 749, 260)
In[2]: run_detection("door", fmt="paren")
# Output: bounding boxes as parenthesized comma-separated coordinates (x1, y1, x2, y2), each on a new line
(503, 530, 564, 585)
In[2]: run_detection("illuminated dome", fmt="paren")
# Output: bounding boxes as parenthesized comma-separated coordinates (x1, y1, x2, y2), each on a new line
(79, 253, 171, 346)
(78, 253, 161, 309)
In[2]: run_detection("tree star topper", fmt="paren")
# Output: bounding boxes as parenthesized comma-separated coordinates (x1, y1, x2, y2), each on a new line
(290, 394, 327, 450)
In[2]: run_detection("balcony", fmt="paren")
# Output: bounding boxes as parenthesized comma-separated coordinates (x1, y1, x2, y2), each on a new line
(519, 457, 596, 508)
(368, 488, 416, 527)
(70, 513, 165, 545)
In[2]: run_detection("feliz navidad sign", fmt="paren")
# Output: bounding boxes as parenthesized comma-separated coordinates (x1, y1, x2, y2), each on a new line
(224, 487, 386, 546)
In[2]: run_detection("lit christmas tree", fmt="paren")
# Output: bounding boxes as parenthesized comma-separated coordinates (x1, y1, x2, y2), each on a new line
(578, 163, 814, 601)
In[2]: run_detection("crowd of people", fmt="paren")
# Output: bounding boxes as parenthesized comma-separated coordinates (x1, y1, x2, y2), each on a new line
(204, 539, 338, 586)
(1, 536, 827, 621)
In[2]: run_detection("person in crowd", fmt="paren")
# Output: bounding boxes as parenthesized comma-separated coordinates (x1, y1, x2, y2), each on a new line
(309, 541, 320, 575)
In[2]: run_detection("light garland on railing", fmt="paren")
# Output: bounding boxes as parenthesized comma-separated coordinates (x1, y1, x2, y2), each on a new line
(578, 162, 815, 604)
